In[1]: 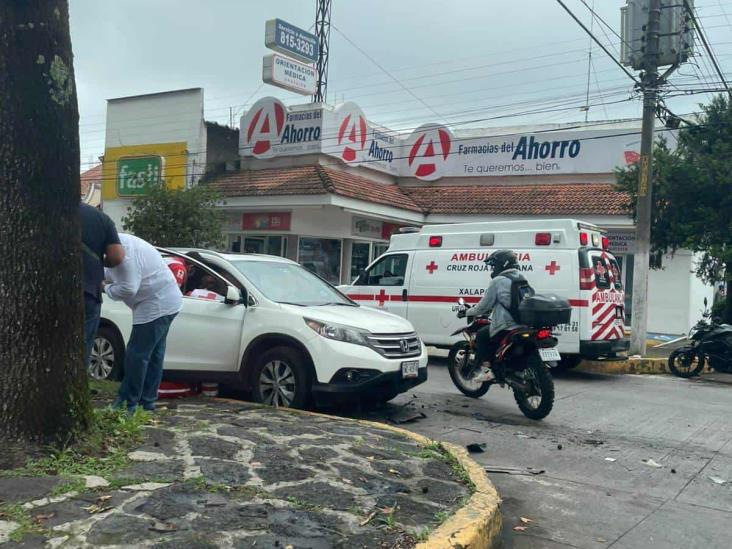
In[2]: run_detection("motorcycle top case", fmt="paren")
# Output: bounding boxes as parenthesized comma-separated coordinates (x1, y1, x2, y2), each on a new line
(518, 294, 572, 327)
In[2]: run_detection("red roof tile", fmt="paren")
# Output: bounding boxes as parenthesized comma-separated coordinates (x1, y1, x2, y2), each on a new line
(208, 165, 422, 212)
(80, 164, 102, 196)
(404, 183, 630, 216)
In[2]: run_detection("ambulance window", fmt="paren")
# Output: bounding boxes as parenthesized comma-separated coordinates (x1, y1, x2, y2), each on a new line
(356, 254, 408, 286)
(591, 255, 622, 291)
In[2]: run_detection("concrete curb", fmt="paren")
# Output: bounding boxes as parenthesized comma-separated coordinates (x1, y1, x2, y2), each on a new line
(577, 357, 669, 375)
(216, 398, 502, 549)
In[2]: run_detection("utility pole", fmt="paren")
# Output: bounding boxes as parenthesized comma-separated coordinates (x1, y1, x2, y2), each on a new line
(629, 0, 662, 356)
(313, 0, 332, 103)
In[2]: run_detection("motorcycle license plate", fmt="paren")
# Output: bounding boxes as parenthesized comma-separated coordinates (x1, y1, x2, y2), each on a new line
(538, 348, 561, 362)
(401, 361, 419, 379)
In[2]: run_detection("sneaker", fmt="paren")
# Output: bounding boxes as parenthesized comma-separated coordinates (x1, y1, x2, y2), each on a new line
(473, 367, 495, 383)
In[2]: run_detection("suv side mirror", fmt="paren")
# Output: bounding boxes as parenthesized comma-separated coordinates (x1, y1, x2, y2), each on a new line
(247, 294, 259, 307)
(225, 286, 242, 305)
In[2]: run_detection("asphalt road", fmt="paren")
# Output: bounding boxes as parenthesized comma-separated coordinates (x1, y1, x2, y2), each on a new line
(349, 362, 732, 549)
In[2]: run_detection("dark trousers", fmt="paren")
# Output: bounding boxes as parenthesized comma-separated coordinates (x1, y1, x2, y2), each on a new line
(117, 313, 177, 412)
(84, 296, 102, 370)
(473, 328, 509, 369)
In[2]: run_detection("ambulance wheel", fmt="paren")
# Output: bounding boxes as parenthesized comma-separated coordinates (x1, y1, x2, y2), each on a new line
(448, 342, 490, 399)
(555, 355, 582, 371)
(513, 356, 554, 420)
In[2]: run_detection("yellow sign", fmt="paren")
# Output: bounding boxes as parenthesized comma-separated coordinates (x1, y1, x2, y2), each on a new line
(102, 142, 188, 201)
(638, 155, 649, 197)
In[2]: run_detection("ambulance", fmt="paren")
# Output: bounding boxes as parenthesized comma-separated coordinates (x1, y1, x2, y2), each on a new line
(340, 219, 629, 367)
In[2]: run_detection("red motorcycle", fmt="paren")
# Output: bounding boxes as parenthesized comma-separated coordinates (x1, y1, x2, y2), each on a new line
(447, 297, 564, 420)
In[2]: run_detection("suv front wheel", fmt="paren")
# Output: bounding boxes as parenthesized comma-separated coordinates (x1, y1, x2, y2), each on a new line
(251, 346, 310, 409)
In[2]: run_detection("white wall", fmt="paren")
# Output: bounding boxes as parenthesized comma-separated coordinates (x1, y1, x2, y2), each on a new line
(646, 252, 694, 334)
(105, 88, 206, 188)
(687, 253, 715, 329)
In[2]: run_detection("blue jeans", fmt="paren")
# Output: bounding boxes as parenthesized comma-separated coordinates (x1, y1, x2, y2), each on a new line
(117, 313, 177, 412)
(84, 297, 102, 369)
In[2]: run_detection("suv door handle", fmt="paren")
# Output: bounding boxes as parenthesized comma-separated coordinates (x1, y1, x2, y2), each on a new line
(402, 289, 408, 302)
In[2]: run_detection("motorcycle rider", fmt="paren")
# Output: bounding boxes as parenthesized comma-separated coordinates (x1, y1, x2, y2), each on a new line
(468, 249, 526, 382)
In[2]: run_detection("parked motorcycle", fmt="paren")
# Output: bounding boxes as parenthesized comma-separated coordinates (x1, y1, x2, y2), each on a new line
(668, 298, 732, 378)
(447, 298, 560, 420)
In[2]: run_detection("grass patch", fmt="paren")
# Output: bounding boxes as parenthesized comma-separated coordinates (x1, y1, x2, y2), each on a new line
(286, 495, 322, 512)
(49, 477, 86, 497)
(0, 503, 44, 542)
(417, 442, 475, 492)
(89, 379, 120, 400)
(4, 408, 151, 480)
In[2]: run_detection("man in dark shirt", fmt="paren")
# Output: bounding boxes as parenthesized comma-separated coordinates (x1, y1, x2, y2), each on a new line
(80, 203, 125, 372)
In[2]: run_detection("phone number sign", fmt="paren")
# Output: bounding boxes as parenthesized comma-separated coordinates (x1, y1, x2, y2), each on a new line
(265, 18, 318, 64)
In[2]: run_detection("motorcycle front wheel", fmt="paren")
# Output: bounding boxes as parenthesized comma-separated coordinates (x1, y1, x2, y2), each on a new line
(668, 348, 705, 378)
(447, 341, 491, 398)
(513, 355, 555, 420)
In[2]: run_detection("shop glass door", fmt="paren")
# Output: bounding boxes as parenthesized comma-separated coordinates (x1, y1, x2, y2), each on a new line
(351, 242, 371, 283)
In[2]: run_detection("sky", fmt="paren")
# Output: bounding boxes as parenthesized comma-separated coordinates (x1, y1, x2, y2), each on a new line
(68, 0, 732, 170)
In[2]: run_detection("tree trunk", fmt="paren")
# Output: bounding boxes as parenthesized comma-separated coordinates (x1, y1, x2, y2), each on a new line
(725, 262, 732, 325)
(0, 1, 91, 444)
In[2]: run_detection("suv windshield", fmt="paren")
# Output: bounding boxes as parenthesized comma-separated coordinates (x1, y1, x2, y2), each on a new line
(230, 260, 355, 307)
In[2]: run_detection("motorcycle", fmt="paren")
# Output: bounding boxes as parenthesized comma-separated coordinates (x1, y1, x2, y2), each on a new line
(447, 298, 558, 420)
(668, 298, 732, 378)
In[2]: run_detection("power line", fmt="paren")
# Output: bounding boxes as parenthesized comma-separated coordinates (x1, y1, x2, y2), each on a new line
(684, 0, 732, 97)
(555, 0, 640, 85)
(331, 23, 449, 123)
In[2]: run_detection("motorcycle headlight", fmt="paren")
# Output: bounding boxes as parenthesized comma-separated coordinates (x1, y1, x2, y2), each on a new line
(304, 318, 370, 347)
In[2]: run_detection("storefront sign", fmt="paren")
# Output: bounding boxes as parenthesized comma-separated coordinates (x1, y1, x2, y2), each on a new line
(607, 230, 636, 254)
(352, 217, 383, 238)
(242, 212, 291, 231)
(240, 97, 322, 159)
(116, 155, 163, 196)
(382, 222, 408, 240)
(265, 18, 318, 64)
(262, 54, 316, 96)
(240, 97, 654, 181)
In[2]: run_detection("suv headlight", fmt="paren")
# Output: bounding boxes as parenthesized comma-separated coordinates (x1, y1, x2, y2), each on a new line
(304, 318, 370, 347)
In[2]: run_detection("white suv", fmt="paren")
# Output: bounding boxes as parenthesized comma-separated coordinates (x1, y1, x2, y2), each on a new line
(92, 248, 428, 408)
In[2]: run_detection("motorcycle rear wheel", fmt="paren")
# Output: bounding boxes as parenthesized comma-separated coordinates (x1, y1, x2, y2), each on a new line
(448, 342, 491, 399)
(668, 348, 705, 378)
(513, 355, 555, 420)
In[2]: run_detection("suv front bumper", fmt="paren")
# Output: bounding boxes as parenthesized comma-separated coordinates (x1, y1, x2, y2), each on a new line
(312, 367, 428, 405)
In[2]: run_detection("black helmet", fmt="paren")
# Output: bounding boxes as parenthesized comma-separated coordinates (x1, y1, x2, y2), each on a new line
(485, 250, 518, 278)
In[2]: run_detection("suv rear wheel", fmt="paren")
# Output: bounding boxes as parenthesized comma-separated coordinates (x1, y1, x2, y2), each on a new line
(251, 346, 310, 409)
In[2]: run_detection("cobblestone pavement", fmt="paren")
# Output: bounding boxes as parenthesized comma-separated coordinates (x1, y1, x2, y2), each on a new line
(0, 399, 470, 548)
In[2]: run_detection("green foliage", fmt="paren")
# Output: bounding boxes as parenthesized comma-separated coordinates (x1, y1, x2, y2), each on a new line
(121, 183, 225, 249)
(5, 408, 151, 479)
(615, 94, 732, 321)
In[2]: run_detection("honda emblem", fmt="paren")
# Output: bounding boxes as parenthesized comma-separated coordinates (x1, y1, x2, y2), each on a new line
(400, 339, 409, 353)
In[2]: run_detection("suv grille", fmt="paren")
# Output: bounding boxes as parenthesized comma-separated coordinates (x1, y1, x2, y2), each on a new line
(366, 332, 422, 359)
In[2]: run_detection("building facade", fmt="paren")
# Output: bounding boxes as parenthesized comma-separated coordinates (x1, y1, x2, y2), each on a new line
(100, 91, 711, 335)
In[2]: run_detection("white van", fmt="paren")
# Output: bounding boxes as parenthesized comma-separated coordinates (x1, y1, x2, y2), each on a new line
(340, 219, 629, 367)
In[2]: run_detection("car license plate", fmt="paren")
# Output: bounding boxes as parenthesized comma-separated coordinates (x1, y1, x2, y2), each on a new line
(538, 348, 561, 362)
(401, 360, 419, 379)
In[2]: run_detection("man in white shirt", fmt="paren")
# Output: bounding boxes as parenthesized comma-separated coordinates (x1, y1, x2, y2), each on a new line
(104, 234, 183, 412)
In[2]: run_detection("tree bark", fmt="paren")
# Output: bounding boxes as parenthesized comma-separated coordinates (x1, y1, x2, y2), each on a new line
(725, 262, 732, 325)
(0, 1, 91, 444)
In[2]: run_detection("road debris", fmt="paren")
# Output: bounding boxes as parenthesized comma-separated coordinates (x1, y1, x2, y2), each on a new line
(484, 465, 545, 476)
(513, 525, 528, 532)
(360, 511, 378, 526)
(605, 457, 617, 462)
(466, 443, 486, 454)
(709, 476, 727, 485)
(388, 409, 426, 425)
(519, 517, 533, 524)
(642, 459, 664, 468)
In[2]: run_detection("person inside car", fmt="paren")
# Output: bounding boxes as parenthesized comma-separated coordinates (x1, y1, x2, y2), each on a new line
(186, 273, 225, 302)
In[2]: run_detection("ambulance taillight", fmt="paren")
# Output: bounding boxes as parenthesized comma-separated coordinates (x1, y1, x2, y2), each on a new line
(579, 267, 594, 290)
(429, 236, 443, 247)
(580, 232, 589, 246)
(602, 236, 609, 250)
(535, 232, 551, 246)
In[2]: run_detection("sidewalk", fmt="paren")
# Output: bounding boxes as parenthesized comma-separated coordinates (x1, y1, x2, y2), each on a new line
(0, 398, 487, 548)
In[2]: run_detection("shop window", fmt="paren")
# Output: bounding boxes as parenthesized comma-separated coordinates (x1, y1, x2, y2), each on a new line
(351, 242, 371, 282)
(298, 237, 342, 285)
(228, 235, 242, 253)
(356, 254, 408, 287)
(372, 243, 389, 261)
(267, 236, 283, 256)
